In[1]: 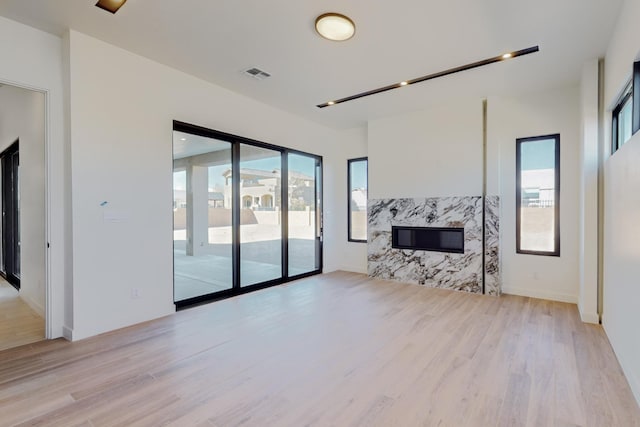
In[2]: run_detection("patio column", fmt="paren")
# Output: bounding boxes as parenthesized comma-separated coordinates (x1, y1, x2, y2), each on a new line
(186, 164, 209, 256)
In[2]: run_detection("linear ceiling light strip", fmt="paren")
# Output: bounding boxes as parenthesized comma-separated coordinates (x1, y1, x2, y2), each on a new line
(317, 46, 539, 108)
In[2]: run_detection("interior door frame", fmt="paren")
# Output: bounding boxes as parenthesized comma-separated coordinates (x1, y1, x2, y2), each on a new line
(0, 78, 52, 340)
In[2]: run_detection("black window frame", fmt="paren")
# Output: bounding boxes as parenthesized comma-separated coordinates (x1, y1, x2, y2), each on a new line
(516, 134, 560, 257)
(612, 81, 633, 153)
(347, 157, 368, 243)
(632, 60, 640, 135)
(612, 60, 640, 154)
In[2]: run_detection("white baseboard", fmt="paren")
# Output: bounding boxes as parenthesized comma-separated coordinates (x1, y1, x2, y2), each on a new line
(337, 265, 368, 274)
(603, 323, 640, 409)
(578, 308, 600, 324)
(502, 286, 578, 304)
(20, 294, 45, 318)
(62, 326, 73, 341)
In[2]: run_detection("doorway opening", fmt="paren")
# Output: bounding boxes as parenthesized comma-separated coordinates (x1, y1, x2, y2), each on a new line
(0, 83, 46, 350)
(1, 140, 20, 289)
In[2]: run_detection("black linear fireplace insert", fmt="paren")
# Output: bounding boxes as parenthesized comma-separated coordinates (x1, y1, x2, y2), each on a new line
(391, 226, 464, 254)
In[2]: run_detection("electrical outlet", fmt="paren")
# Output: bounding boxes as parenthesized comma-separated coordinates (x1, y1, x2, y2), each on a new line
(532, 272, 539, 280)
(131, 288, 141, 299)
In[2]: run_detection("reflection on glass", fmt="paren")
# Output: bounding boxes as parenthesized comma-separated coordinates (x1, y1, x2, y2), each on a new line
(288, 153, 318, 276)
(519, 138, 557, 252)
(239, 144, 282, 286)
(173, 131, 232, 301)
(349, 159, 368, 241)
(618, 98, 633, 148)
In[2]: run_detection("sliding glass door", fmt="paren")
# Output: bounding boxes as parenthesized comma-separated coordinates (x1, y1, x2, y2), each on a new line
(173, 131, 233, 301)
(287, 153, 321, 277)
(173, 122, 322, 307)
(239, 144, 283, 286)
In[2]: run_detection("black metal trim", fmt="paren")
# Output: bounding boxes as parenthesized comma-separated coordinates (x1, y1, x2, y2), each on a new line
(317, 46, 539, 108)
(516, 134, 561, 257)
(175, 121, 284, 154)
(315, 159, 323, 270)
(612, 87, 632, 153)
(391, 226, 465, 254)
(612, 104, 619, 154)
(633, 61, 640, 135)
(281, 152, 289, 280)
(175, 270, 322, 310)
(347, 157, 368, 243)
(232, 142, 241, 289)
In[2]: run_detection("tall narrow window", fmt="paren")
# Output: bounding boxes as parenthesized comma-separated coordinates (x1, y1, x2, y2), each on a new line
(348, 158, 368, 242)
(612, 81, 633, 153)
(516, 135, 560, 256)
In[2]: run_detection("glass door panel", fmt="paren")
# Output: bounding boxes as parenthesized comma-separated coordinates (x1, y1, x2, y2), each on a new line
(173, 131, 233, 302)
(239, 144, 282, 286)
(287, 153, 320, 276)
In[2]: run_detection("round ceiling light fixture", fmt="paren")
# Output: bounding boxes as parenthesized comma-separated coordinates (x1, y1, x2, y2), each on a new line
(315, 13, 356, 41)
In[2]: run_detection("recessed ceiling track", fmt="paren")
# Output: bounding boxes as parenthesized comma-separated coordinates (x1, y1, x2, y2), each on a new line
(317, 45, 539, 108)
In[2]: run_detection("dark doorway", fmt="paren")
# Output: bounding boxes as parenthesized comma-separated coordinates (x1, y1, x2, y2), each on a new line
(1, 140, 20, 290)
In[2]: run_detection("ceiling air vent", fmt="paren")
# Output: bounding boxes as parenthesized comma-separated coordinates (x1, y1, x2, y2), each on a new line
(244, 67, 271, 80)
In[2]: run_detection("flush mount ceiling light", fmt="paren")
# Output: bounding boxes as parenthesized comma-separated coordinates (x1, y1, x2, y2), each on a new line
(95, 0, 128, 14)
(318, 45, 540, 108)
(315, 13, 356, 41)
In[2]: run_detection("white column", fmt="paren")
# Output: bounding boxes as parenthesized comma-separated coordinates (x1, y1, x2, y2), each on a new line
(578, 59, 600, 324)
(186, 165, 209, 256)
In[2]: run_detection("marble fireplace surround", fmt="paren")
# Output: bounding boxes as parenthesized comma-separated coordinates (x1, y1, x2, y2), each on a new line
(368, 196, 500, 296)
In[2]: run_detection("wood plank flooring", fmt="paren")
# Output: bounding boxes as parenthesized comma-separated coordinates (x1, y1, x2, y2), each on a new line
(0, 271, 638, 426)
(0, 280, 44, 352)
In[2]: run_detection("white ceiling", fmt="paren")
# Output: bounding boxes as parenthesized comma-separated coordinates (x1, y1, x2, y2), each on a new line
(172, 131, 230, 160)
(0, 0, 623, 129)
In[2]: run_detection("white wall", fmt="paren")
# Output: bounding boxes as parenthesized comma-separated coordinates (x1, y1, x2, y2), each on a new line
(604, 0, 640, 111)
(67, 31, 361, 340)
(368, 99, 483, 199)
(367, 92, 580, 303)
(578, 60, 600, 324)
(601, 0, 640, 405)
(488, 87, 581, 303)
(603, 134, 640, 405)
(0, 16, 67, 338)
(331, 126, 368, 273)
(0, 84, 46, 316)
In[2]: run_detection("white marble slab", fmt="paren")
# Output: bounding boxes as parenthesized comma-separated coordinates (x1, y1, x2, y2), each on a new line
(484, 195, 501, 296)
(368, 197, 483, 294)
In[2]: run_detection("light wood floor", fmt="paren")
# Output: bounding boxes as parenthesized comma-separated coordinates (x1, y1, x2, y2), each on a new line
(0, 280, 44, 352)
(0, 271, 638, 426)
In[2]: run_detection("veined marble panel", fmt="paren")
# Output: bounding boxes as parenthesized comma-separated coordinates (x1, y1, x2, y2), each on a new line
(368, 197, 483, 294)
(484, 195, 501, 296)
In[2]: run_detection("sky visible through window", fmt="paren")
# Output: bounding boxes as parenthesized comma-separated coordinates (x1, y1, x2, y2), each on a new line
(520, 138, 555, 171)
(350, 159, 367, 189)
